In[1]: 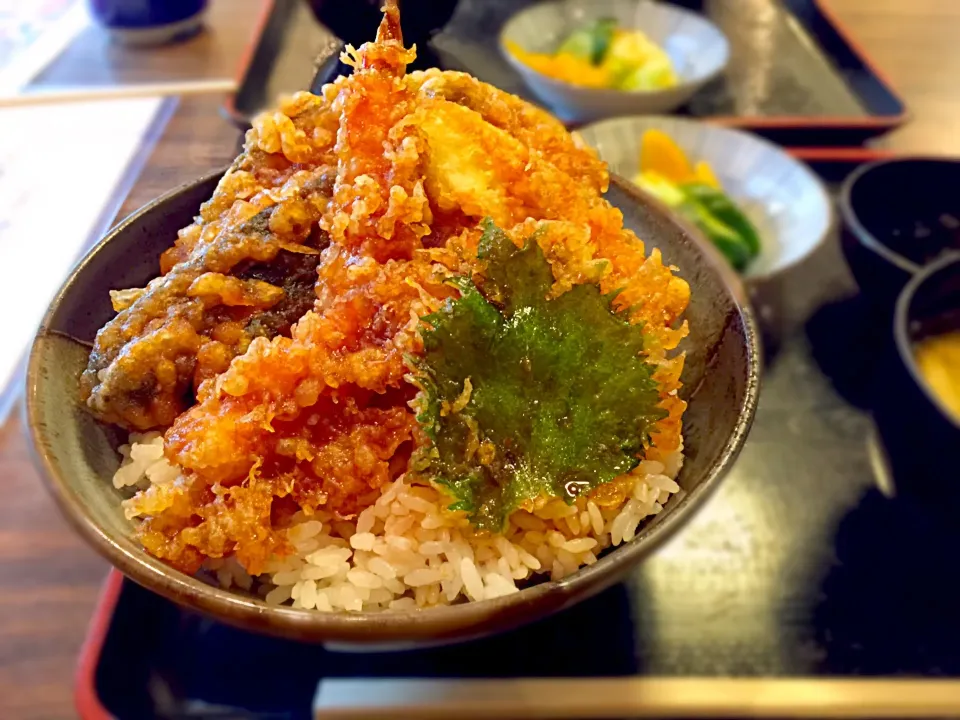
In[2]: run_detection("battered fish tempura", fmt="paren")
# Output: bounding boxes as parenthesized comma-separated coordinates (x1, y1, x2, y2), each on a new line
(80, 116, 337, 431)
(99, 1, 690, 583)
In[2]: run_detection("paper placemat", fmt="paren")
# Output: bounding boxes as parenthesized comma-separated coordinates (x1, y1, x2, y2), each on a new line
(0, 95, 169, 422)
(0, 0, 89, 93)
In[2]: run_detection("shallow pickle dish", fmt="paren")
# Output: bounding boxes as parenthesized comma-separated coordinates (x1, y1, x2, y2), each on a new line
(499, 0, 730, 123)
(577, 116, 834, 282)
(26, 171, 760, 645)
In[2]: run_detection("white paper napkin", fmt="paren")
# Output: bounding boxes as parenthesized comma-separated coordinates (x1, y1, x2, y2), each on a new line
(0, 95, 166, 422)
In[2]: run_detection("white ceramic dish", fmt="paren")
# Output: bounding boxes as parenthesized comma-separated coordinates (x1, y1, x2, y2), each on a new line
(577, 116, 833, 280)
(499, 0, 729, 124)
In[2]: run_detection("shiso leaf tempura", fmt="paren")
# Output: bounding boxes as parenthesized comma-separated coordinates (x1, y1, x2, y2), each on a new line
(92, 0, 691, 610)
(410, 220, 666, 531)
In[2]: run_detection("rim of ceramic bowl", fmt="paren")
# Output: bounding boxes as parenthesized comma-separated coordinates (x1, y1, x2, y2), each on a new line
(577, 115, 835, 282)
(893, 251, 960, 432)
(25, 174, 760, 643)
(498, 1, 730, 96)
(837, 158, 949, 278)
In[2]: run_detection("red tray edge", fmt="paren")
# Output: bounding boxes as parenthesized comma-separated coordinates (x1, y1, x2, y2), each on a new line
(76, 570, 124, 720)
(708, 0, 907, 130)
(788, 147, 896, 161)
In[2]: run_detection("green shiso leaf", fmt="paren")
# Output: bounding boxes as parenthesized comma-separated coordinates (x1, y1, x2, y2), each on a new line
(410, 219, 665, 531)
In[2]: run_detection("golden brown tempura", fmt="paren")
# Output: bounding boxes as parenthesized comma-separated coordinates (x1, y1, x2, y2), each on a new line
(80, 106, 339, 431)
(108, 2, 689, 575)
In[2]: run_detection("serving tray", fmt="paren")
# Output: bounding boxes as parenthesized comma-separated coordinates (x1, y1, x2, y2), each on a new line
(223, 0, 907, 146)
(75, 152, 960, 720)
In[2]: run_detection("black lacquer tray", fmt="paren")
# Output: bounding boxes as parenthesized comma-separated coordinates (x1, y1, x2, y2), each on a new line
(75, 154, 960, 720)
(223, 0, 907, 145)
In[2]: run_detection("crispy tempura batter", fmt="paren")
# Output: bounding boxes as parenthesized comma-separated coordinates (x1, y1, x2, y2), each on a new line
(80, 94, 340, 431)
(116, 1, 689, 574)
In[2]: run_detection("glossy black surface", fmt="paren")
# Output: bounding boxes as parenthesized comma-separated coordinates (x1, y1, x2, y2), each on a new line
(86, 161, 960, 719)
(227, 0, 906, 143)
(229, 0, 461, 126)
(225, 0, 334, 127)
(841, 159, 960, 305)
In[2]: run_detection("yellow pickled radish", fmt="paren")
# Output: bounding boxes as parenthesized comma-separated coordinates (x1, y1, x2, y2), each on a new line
(506, 41, 609, 88)
(639, 129, 694, 184)
(693, 160, 722, 190)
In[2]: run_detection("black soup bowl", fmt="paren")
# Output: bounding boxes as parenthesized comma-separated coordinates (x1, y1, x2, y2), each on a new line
(840, 158, 960, 307)
(872, 253, 960, 503)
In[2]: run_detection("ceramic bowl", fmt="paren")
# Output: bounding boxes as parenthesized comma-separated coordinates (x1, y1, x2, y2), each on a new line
(27, 171, 759, 644)
(499, 0, 729, 124)
(87, 0, 207, 45)
(840, 158, 960, 307)
(872, 253, 960, 502)
(577, 116, 833, 281)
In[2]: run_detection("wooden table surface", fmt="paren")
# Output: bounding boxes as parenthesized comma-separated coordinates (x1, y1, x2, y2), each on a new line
(2, 1, 960, 717)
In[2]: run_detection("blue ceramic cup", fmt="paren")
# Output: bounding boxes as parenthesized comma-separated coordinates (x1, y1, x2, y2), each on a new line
(87, 0, 208, 44)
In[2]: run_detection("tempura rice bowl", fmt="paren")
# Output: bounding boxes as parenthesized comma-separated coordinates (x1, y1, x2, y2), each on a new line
(28, 171, 758, 643)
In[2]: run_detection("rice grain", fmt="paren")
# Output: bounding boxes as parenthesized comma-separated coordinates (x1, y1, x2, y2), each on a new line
(350, 532, 376, 551)
(404, 568, 442, 587)
(460, 558, 484, 601)
(300, 580, 318, 610)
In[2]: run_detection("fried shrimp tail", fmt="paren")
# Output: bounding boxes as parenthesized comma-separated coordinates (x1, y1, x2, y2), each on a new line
(373, 0, 404, 56)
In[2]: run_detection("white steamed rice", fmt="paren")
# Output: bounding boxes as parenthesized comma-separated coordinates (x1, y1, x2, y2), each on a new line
(114, 432, 682, 611)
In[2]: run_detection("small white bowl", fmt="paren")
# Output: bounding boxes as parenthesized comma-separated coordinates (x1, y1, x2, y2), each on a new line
(577, 116, 833, 280)
(499, 0, 729, 124)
